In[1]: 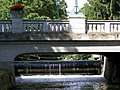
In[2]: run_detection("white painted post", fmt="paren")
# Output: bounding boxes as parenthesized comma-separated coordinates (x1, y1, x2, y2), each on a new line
(68, 13, 86, 33)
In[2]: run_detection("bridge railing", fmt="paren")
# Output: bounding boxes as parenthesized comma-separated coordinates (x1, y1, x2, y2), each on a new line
(23, 20, 70, 32)
(87, 20, 120, 33)
(0, 20, 12, 33)
(0, 19, 120, 33)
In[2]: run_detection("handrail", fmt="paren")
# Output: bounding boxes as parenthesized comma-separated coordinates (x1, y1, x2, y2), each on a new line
(87, 20, 120, 33)
(23, 20, 70, 32)
(0, 20, 120, 33)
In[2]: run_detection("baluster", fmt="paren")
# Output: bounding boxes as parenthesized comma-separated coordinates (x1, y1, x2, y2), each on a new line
(61, 24, 64, 31)
(51, 24, 54, 31)
(101, 24, 104, 32)
(55, 24, 57, 31)
(57, 24, 60, 31)
(40, 23, 43, 31)
(31, 24, 34, 32)
(23, 24, 27, 32)
(8, 24, 11, 32)
(6, 24, 9, 32)
(51, 24, 53, 32)
(55, 24, 58, 31)
(3, 24, 7, 32)
(0, 24, 2, 32)
(48, 24, 51, 32)
(3, 24, 6, 32)
(105, 22, 110, 33)
(110, 24, 114, 32)
(114, 24, 118, 32)
(2, 24, 4, 32)
(97, 24, 101, 32)
(35, 23, 38, 32)
(53, 24, 56, 32)
(88, 24, 92, 33)
(29, 24, 32, 32)
(93, 24, 96, 32)
(7, 24, 9, 32)
(5, 24, 8, 32)
(118, 24, 120, 32)
(64, 24, 67, 31)
(59, 25, 62, 31)
(26, 24, 29, 32)
(38, 24, 40, 31)
(33, 24, 36, 32)
(25, 24, 28, 32)
(66, 24, 69, 31)
(63, 24, 66, 31)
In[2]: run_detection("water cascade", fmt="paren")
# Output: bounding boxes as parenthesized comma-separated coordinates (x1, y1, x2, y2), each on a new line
(14, 60, 101, 76)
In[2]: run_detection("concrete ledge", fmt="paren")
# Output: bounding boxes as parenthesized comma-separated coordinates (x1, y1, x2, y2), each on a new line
(0, 32, 120, 40)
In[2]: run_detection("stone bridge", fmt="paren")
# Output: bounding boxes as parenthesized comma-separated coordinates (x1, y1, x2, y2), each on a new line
(0, 32, 120, 83)
(0, 15, 120, 84)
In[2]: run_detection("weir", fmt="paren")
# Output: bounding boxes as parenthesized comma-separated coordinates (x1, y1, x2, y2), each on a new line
(14, 60, 101, 76)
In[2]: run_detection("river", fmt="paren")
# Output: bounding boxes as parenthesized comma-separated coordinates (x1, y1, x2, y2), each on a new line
(13, 75, 120, 90)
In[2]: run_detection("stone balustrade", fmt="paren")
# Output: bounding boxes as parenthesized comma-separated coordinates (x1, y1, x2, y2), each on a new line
(0, 19, 120, 34)
(0, 20, 12, 32)
(87, 20, 120, 33)
(23, 20, 70, 32)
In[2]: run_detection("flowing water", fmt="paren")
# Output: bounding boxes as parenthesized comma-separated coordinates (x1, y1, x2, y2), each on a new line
(13, 75, 120, 90)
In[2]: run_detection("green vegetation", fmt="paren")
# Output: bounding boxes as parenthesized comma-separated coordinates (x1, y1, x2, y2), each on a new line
(1, 0, 120, 20)
(80, 0, 120, 20)
(60, 54, 94, 60)
(0, 0, 12, 20)
(0, 0, 67, 20)
(15, 54, 95, 61)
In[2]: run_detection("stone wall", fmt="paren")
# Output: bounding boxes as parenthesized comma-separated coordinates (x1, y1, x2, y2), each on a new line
(0, 69, 14, 89)
(0, 32, 120, 40)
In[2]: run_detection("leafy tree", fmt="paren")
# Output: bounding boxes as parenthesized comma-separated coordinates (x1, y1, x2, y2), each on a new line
(0, 0, 67, 20)
(80, 0, 120, 20)
(0, 0, 12, 20)
(60, 54, 94, 60)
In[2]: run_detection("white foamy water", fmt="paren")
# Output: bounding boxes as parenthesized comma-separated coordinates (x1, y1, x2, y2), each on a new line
(16, 75, 106, 83)
(14, 75, 120, 90)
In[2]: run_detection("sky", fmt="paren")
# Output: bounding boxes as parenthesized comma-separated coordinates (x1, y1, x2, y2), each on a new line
(65, 0, 88, 13)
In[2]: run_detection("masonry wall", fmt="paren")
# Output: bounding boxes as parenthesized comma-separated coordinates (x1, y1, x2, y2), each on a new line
(0, 69, 14, 89)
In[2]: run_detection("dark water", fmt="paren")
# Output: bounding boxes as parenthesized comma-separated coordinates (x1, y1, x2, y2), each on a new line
(13, 75, 120, 90)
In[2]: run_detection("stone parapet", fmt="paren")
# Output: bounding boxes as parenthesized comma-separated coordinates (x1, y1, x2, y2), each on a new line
(0, 32, 120, 40)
